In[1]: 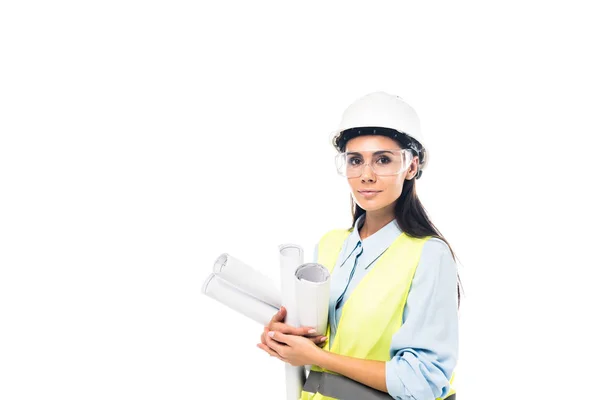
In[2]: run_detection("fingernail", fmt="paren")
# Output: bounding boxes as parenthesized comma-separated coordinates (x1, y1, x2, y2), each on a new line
(308, 329, 317, 334)
(320, 337, 327, 342)
(268, 331, 275, 338)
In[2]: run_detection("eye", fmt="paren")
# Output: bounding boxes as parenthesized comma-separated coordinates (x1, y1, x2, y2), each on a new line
(376, 156, 391, 164)
(348, 157, 363, 165)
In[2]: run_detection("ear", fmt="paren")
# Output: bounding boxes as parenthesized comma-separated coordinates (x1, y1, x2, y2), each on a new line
(406, 158, 419, 180)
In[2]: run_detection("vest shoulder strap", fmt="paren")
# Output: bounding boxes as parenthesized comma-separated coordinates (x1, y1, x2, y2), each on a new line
(317, 228, 351, 273)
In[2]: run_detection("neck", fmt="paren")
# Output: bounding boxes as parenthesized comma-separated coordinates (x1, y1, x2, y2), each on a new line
(359, 206, 395, 240)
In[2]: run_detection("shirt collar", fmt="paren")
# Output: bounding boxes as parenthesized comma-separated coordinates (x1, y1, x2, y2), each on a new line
(340, 213, 402, 270)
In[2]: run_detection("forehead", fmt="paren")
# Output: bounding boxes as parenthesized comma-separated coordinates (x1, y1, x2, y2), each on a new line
(345, 135, 401, 152)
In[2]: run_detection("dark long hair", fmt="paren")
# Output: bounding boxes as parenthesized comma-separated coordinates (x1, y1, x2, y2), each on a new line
(340, 131, 464, 308)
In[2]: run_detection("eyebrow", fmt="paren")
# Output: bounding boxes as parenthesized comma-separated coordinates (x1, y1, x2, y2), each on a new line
(346, 150, 396, 156)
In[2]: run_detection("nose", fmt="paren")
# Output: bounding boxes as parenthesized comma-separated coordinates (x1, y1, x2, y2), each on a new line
(360, 163, 376, 182)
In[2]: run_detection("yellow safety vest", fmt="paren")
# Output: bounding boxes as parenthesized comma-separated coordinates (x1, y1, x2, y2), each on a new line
(300, 228, 456, 400)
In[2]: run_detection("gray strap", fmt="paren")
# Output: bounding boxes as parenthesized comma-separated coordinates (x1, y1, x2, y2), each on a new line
(304, 370, 393, 400)
(304, 370, 456, 400)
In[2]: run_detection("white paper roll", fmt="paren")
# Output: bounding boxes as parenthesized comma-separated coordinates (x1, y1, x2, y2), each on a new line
(279, 244, 306, 400)
(213, 253, 282, 309)
(295, 263, 331, 336)
(202, 273, 278, 326)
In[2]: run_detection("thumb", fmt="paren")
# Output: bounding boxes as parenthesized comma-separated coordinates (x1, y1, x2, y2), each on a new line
(276, 306, 287, 321)
(270, 307, 285, 325)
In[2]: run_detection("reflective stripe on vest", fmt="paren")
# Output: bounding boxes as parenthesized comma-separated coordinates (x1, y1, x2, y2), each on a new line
(300, 228, 456, 400)
(304, 371, 393, 399)
(303, 371, 458, 400)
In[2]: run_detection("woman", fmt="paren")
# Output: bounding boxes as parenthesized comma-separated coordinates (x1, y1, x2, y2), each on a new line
(257, 92, 461, 400)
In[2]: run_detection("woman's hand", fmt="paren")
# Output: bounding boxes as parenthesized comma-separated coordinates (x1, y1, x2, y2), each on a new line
(258, 331, 324, 367)
(259, 306, 327, 348)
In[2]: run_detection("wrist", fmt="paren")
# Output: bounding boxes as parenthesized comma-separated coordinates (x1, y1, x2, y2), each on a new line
(313, 347, 330, 369)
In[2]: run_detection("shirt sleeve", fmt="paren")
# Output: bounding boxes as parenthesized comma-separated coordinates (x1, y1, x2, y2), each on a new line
(385, 238, 459, 400)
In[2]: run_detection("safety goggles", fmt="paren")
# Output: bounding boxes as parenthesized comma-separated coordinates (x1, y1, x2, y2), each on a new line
(334, 149, 415, 178)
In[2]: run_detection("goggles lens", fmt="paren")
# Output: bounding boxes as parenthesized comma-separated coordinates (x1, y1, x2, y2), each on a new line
(335, 149, 414, 178)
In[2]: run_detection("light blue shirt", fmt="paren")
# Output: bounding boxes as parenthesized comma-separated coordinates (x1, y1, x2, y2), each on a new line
(313, 214, 458, 400)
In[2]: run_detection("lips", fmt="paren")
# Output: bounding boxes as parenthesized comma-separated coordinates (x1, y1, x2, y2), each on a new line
(358, 190, 382, 198)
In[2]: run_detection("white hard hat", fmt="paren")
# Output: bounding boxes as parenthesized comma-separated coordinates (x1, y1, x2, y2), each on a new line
(330, 91, 429, 172)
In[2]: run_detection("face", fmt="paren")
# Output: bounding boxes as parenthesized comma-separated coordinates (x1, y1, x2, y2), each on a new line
(343, 135, 419, 215)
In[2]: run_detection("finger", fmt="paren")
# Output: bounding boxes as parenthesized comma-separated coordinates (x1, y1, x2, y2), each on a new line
(267, 331, 290, 345)
(260, 327, 267, 346)
(269, 307, 286, 325)
(257, 343, 287, 362)
(271, 322, 317, 336)
(311, 336, 328, 345)
(265, 332, 288, 355)
(303, 328, 321, 337)
(261, 326, 270, 345)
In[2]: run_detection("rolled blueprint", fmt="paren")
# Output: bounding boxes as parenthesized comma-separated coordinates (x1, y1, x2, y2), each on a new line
(279, 244, 307, 400)
(202, 273, 278, 326)
(213, 253, 282, 309)
(294, 263, 331, 336)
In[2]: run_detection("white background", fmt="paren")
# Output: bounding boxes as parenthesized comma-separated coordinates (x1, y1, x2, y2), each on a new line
(1, 1, 599, 399)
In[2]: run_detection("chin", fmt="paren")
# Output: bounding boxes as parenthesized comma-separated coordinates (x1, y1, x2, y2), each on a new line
(353, 194, 395, 212)
(353, 199, 381, 211)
